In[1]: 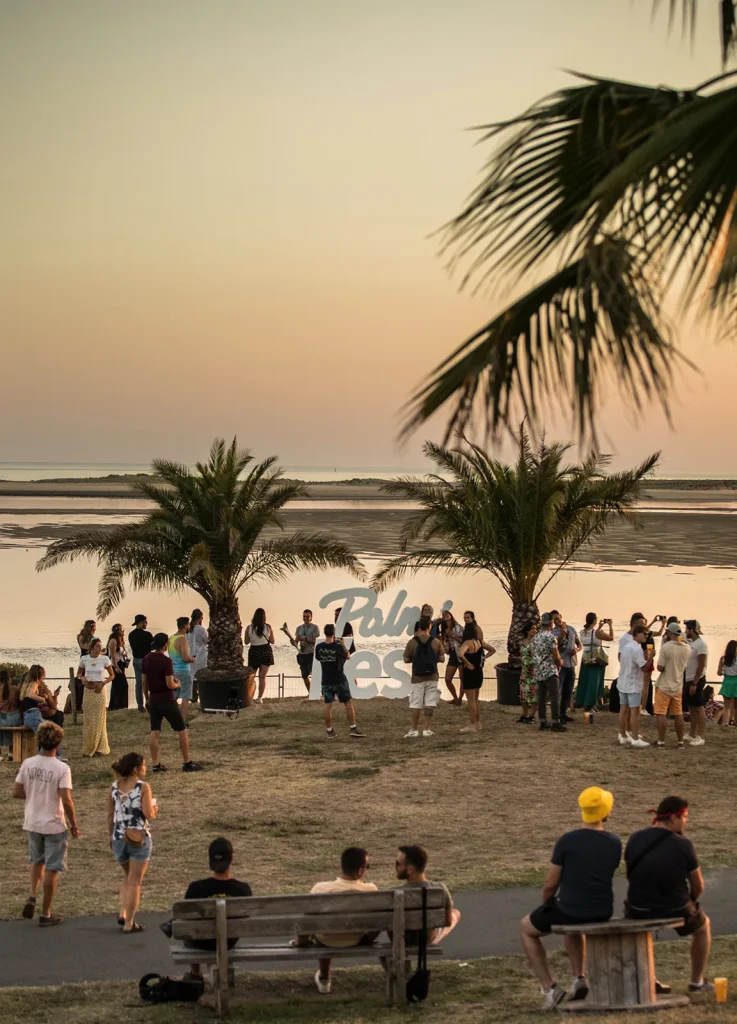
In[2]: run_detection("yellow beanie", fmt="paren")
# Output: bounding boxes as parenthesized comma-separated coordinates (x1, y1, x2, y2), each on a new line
(578, 786, 614, 824)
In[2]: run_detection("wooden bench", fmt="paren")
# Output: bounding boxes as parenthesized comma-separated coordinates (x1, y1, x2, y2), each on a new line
(5, 726, 36, 763)
(551, 917, 690, 1012)
(170, 889, 447, 1017)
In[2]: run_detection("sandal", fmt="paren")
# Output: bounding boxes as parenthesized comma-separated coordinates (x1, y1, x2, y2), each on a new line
(122, 922, 145, 934)
(117, 916, 125, 927)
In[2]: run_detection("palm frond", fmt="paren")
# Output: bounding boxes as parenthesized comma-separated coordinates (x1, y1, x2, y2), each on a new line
(653, 0, 736, 65)
(403, 238, 682, 442)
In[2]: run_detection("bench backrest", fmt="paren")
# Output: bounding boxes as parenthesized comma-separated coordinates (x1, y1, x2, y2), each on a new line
(172, 889, 447, 941)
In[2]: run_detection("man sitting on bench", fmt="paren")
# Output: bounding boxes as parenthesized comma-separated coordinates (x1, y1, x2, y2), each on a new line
(182, 837, 252, 980)
(520, 787, 622, 1010)
(303, 847, 378, 995)
(395, 844, 461, 944)
(624, 796, 712, 996)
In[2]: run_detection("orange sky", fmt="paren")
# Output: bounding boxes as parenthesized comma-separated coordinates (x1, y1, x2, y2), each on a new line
(1, 0, 732, 475)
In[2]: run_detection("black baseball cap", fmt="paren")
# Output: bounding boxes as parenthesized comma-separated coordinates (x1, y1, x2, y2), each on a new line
(151, 631, 169, 650)
(209, 837, 234, 872)
(132, 614, 147, 625)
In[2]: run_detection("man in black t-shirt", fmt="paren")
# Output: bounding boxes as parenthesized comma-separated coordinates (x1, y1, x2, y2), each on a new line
(520, 787, 621, 1010)
(183, 837, 252, 977)
(142, 633, 203, 774)
(315, 625, 363, 739)
(625, 796, 712, 995)
(129, 614, 154, 713)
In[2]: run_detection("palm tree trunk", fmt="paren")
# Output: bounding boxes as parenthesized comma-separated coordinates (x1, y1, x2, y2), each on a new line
(507, 600, 540, 668)
(207, 596, 244, 674)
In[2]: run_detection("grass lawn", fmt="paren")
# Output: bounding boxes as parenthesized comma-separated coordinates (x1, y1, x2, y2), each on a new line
(3, 938, 737, 1023)
(1, 697, 735, 919)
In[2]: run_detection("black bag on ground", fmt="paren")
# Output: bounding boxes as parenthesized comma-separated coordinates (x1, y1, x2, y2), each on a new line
(139, 973, 204, 1003)
(406, 886, 431, 1003)
(608, 678, 620, 713)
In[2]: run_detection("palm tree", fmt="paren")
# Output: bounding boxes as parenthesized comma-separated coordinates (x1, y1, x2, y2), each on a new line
(403, 0, 737, 443)
(372, 432, 658, 674)
(36, 439, 365, 679)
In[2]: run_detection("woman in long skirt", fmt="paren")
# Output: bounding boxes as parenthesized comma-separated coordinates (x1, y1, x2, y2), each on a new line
(575, 613, 614, 710)
(108, 624, 130, 711)
(77, 638, 114, 756)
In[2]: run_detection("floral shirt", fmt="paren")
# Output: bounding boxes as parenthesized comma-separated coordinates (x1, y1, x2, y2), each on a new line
(520, 641, 535, 686)
(531, 630, 559, 682)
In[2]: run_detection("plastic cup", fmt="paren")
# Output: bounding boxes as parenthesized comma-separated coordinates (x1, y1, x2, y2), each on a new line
(715, 978, 728, 1003)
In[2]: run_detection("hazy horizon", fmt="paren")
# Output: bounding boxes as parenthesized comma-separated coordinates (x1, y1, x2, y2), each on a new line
(2, 0, 733, 475)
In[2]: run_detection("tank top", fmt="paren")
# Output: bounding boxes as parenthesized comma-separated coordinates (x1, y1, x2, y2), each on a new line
(168, 634, 189, 673)
(464, 644, 484, 684)
(111, 780, 150, 840)
(247, 625, 271, 646)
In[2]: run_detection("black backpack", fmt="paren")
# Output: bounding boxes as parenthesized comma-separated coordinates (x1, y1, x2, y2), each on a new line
(139, 973, 205, 1004)
(413, 637, 438, 678)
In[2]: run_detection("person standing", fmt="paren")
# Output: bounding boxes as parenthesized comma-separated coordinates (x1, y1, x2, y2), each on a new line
(402, 614, 445, 738)
(77, 639, 114, 757)
(552, 612, 582, 722)
(575, 613, 613, 711)
(458, 622, 495, 733)
(624, 797, 712, 996)
(531, 613, 565, 732)
(169, 617, 196, 719)
(244, 609, 274, 704)
(129, 615, 154, 713)
(315, 625, 363, 739)
(291, 610, 320, 692)
(0, 669, 22, 760)
(142, 632, 203, 773)
(617, 625, 652, 748)
(684, 620, 708, 747)
(335, 607, 355, 653)
(653, 622, 691, 748)
(75, 620, 96, 712)
(107, 752, 157, 933)
(716, 640, 737, 728)
(439, 609, 464, 704)
(13, 722, 80, 927)
(107, 624, 130, 711)
(518, 621, 538, 723)
(188, 609, 209, 696)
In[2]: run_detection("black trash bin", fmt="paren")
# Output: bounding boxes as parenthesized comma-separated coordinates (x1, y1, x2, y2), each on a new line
(197, 675, 249, 713)
(495, 663, 521, 706)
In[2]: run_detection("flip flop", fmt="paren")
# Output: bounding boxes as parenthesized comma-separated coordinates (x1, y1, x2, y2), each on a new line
(122, 922, 145, 934)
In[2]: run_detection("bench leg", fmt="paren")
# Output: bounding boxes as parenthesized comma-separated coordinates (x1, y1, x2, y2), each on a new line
(213, 969, 230, 1017)
(12, 732, 22, 762)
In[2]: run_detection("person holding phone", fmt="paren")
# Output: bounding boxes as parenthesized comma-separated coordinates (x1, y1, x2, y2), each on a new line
(575, 613, 613, 712)
(20, 666, 67, 761)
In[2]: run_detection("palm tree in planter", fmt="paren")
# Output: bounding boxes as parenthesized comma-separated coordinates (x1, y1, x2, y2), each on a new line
(37, 438, 365, 701)
(372, 431, 657, 700)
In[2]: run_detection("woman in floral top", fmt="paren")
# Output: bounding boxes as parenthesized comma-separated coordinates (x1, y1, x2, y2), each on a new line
(518, 621, 538, 723)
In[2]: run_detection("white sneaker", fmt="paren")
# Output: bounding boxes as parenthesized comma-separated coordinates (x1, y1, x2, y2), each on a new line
(404, 729, 420, 739)
(314, 969, 331, 995)
(631, 737, 650, 749)
(618, 734, 632, 746)
(640, 709, 651, 717)
(422, 729, 434, 737)
(689, 736, 706, 747)
(542, 983, 567, 1010)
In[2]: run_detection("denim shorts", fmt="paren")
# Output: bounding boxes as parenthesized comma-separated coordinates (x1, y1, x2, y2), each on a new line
(111, 835, 152, 865)
(28, 831, 68, 872)
(174, 670, 193, 701)
(619, 690, 642, 707)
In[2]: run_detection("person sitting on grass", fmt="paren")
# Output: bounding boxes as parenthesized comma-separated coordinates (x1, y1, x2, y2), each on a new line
(395, 844, 461, 944)
(520, 787, 621, 1010)
(182, 837, 253, 980)
(315, 625, 363, 739)
(300, 847, 378, 995)
(624, 796, 712, 997)
(13, 722, 81, 927)
(142, 632, 203, 773)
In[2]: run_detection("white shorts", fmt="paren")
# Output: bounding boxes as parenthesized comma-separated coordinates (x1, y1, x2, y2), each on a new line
(409, 679, 440, 710)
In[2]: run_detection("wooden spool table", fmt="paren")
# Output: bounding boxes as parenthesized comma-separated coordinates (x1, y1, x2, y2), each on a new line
(5, 726, 36, 763)
(551, 917, 690, 1013)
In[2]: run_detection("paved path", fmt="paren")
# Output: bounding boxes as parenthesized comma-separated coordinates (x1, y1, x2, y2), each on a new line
(4, 868, 737, 988)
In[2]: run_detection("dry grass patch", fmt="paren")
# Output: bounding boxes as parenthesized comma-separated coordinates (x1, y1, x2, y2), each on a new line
(0, 698, 734, 919)
(3, 938, 737, 1024)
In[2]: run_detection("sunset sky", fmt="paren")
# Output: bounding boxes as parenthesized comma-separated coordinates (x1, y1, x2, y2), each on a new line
(1, 0, 731, 475)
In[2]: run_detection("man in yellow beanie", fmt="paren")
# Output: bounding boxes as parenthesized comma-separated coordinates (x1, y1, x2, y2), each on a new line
(520, 787, 621, 1010)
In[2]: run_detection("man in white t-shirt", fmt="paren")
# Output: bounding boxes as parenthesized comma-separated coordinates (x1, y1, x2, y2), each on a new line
(617, 626, 651, 748)
(685, 620, 709, 747)
(12, 722, 80, 927)
(298, 846, 378, 995)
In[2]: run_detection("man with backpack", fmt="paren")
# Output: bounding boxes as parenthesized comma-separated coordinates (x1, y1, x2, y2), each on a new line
(402, 614, 445, 738)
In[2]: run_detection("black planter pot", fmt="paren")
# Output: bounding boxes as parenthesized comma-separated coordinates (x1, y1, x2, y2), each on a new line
(197, 675, 249, 713)
(495, 663, 521, 706)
